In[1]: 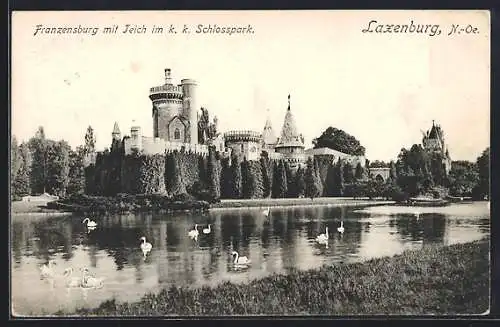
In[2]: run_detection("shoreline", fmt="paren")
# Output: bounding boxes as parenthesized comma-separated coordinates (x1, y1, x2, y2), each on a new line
(50, 238, 489, 316)
(212, 197, 395, 211)
(11, 197, 396, 216)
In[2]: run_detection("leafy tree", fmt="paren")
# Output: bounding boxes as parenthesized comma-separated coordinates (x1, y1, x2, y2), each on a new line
(230, 153, 242, 199)
(476, 147, 489, 199)
(66, 146, 86, 196)
(369, 160, 389, 168)
(312, 127, 365, 156)
(11, 136, 22, 186)
(13, 165, 30, 198)
(29, 127, 50, 194)
(447, 161, 479, 197)
(46, 140, 71, 197)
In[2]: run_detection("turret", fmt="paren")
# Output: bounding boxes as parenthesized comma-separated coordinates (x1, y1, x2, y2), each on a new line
(130, 123, 142, 153)
(181, 78, 199, 145)
(112, 122, 121, 141)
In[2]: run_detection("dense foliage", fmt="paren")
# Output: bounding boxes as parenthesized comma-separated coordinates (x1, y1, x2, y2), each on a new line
(312, 127, 366, 156)
(12, 125, 489, 203)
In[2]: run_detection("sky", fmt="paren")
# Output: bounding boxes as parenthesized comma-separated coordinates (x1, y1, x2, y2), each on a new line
(11, 10, 490, 162)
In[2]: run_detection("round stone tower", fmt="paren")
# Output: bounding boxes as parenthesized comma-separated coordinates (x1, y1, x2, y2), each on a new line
(149, 68, 184, 140)
(181, 79, 198, 145)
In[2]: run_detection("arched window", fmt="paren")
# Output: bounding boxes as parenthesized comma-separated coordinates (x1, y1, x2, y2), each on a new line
(375, 174, 384, 183)
(174, 128, 181, 140)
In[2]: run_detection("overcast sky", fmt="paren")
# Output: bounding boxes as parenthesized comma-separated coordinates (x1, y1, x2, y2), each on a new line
(12, 10, 490, 161)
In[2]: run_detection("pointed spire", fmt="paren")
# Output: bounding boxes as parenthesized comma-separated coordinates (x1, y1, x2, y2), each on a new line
(112, 121, 121, 135)
(287, 94, 291, 111)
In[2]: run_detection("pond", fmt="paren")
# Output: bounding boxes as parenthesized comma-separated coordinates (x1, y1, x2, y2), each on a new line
(11, 201, 490, 316)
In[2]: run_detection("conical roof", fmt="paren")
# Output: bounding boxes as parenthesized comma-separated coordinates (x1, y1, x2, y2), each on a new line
(112, 122, 121, 135)
(262, 117, 277, 145)
(428, 120, 440, 139)
(276, 95, 304, 148)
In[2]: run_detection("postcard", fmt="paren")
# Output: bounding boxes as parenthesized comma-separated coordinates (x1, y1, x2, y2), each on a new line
(10, 10, 490, 317)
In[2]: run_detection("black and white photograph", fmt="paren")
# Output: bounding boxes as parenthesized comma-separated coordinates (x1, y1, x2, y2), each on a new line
(10, 10, 490, 316)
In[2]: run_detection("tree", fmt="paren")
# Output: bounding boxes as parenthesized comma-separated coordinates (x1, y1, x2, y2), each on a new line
(334, 160, 345, 196)
(369, 160, 389, 168)
(295, 166, 306, 197)
(230, 153, 242, 199)
(343, 162, 355, 184)
(272, 160, 288, 198)
(45, 140, 71, 197)
(447, 161, 479, 197)
(207, 146, 221, 199)
(28, 127, 50, 194)
(220, 157, 232, 199)
(312, 127, 365, 156)
(325, 163, 337, 196)
(66, 146, 86, 196)
(165, 151, 186, 196)
(260, 157, 272, 198)
(305, 157, 322, 198)
(84, 126, 96, 154)
(354, 162, 365, 181)
(476, 147, 489, 199)
(284, 161, 296, 198)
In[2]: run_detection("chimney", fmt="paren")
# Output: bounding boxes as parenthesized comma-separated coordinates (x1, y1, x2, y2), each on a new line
(164, 68, 172, 84)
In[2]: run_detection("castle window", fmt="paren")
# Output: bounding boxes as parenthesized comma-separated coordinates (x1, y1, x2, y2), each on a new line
(174, 128, 181, 140)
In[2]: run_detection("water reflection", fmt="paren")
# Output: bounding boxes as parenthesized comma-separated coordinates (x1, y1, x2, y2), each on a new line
(11, 202, 490, 316)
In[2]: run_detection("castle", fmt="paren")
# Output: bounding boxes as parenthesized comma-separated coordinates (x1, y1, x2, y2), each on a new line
(421, 120, 452, 173)
(107, 68, 366, 172)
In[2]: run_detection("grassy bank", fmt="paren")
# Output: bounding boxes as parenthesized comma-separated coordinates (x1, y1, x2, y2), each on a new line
(45, 194, 211, 215)
(59, 239, 489, 316)
(212, 197, 395, 210)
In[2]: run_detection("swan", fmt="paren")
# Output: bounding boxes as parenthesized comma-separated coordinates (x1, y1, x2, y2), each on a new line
(337, 221, 345, 234)
(62, 267, 82, 288)
(316, 227, 329, 244)
(80, 268, 104, 289)
(203, 224, 211, 234)
(140, 236, 153, 257)
(231, 251, 251, 265)
(188, 224, 199, 240)
(262, 207, 270, 217)
(82, 218, 97, 228)
(40, 260, 57, 278)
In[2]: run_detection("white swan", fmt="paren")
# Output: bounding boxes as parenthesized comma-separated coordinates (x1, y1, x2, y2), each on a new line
(316, 227, 329, 244)
(140, 236, 153, 257)
(231, 251, 251, 265)
(337, 221, 345, 234)
(80, 268, 104, 289)
(40, 260, 57, 279)
(62, 267, 82, 288)
(262, 207, 270, 217)
(188, 224, 199, 241)
(82, 218, 97, 228)
(203, 224, 211, 234)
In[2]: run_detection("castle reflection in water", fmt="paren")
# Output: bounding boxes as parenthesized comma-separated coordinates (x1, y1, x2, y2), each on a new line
(11, 203, 489, 315)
